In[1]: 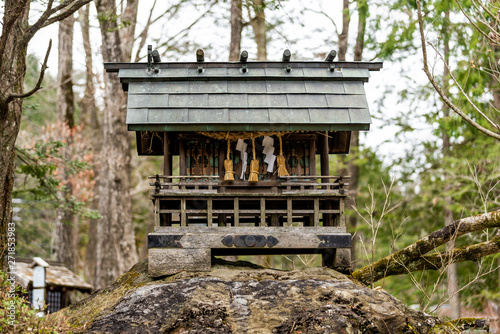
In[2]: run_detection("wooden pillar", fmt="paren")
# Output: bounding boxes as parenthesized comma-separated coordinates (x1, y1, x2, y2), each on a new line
(218, 141, 225, 178)
(320, 131, 329, 178)
(179, 138, 187, 176)
(309, 138, 316, 176)
(320, 132, 333, 226)
(163, 132, 172, 226)
(321, 248, 336, 268)
(217, 141, 227, 226)
(163, 132, 172, 177)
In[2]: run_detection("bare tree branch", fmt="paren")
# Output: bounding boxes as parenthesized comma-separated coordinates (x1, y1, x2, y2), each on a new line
(352, 210, 500, 285)
(42, 0, 93, 29)
(428, 43, 500, 132)
(134, 0, 157, 62)
(416, 0, 500, 141)
(26, 0, 92, 41)
(5, 40, 52, 103)
(304, 8, 339, 35)
(27, 0, 55, 39)
(454, 0, 498, 46)
(473, 0, 500, 27)
(158, 2, 218, 57)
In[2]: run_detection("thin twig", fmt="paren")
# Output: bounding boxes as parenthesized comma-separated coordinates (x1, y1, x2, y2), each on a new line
(428, 42, 500, 132)
(416, 0, 500, 140)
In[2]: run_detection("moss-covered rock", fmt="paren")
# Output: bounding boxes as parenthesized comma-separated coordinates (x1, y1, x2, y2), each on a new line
(50, 258, 487, 333)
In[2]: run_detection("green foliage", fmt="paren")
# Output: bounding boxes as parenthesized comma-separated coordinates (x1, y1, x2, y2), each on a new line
(15, 142, 62, 201)
(361, 0, 500, 313)
(13, 53, 99, 259)
(0, 271, 71, 333)
(14, 140, 95, 217)
(22, 55, 57, 129)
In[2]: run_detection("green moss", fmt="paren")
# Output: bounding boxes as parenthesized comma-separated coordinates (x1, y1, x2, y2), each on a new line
(431, 317, 488, 333)
(50, 260, 154, 330)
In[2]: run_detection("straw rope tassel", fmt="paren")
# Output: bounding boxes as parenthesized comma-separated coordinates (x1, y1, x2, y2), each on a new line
(248, 135, 259, 182)
(277, 133, 289, 177)
(224, 138, 234, 181)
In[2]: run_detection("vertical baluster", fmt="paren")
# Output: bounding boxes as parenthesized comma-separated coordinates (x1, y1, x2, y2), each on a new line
(234, 197, 239, 227)
(260, 197, 266, 226)
(207, 198, 213, 227)
(287, 198, 293, 226)
(314, 198, 320, 227)
(181, 198, 187, 227)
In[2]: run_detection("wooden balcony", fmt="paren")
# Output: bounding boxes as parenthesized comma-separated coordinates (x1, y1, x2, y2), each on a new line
(148, 175, 349, 228)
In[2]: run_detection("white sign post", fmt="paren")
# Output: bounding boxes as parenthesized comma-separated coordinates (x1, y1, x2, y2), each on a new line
(31, 257, 49, 317)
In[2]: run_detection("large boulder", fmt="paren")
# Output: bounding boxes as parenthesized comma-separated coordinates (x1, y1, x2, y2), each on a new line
(56, 259, 485, 333)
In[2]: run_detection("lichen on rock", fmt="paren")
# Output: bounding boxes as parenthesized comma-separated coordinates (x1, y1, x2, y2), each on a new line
(51, 258, 486, 333)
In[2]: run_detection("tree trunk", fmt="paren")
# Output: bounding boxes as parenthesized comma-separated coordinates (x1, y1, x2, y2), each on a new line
(55, 14, 77, 271)
(338, 0, 350, 61)
(0, 0, 91, 270)
(78, 3, 101, 284)
(93, 0, 138, 289)
(119, 0, 139, 62)
(229, 0, 243, 61)
(250, 0, 267, 60)
(442, 8, 460, 319)
(0, 1, 30, 270)
(78, 4, 99, 133)
(346, 0, 366, 265)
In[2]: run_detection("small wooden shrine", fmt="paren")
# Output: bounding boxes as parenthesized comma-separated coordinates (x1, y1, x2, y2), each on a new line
(105, 48, 382, 276)
(15, 258, 92, 314)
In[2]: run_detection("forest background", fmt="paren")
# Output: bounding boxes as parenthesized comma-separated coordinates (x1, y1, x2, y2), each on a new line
(2, 0, 500, 325)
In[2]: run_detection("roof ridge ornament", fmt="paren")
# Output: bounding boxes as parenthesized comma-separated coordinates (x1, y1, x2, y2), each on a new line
(196, 49, 205, 73)
(147, 45, 160, 74)
(283, 49, 292, 72)
(240, 50, 248, 73)
(325, 50, 337, 72)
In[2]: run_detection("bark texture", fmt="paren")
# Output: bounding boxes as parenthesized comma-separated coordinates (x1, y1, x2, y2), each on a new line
(352, 211, 500, 285)
(78, 4, 99, 133)
(441, 8, 460, 319)
(0, 0, 28, 269)
(78, 4, 101, 284)
(53, 259, 468, 334)
(0, 0, 90, 269)
(338, 0, 350, 61)
(91, 0, 138, 290)
(345, 0, 367, 265)
(229, 0, 243, 61)
(55, 13, 77, 271)
(249, 0, 267, 60)
(119, 0, 139, 62)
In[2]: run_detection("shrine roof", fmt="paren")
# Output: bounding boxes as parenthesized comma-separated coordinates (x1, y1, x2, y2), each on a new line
(104, 60, 382, 132)
(14, 258, 93, 291)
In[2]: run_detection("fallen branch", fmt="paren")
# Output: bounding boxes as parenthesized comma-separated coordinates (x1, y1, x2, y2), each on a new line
(352, 211, 500, 285)
(391, 236, 500, 275)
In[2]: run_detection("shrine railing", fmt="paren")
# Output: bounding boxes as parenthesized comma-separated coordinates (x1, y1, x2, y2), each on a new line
(148, 175, 350, 195)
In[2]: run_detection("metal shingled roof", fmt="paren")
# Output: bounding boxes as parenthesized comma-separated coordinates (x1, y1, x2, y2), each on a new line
(105, 61, 382, 132)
